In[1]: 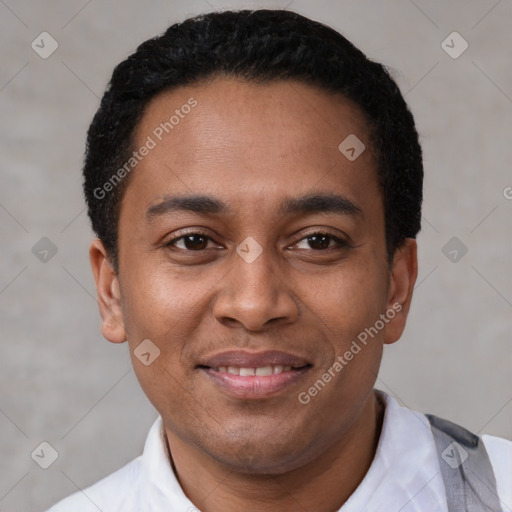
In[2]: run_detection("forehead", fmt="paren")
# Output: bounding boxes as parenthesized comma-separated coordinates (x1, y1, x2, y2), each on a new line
(125, 77, 380, 217)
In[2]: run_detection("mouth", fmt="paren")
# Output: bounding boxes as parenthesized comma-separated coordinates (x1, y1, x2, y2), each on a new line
(196, 350, 313, 399)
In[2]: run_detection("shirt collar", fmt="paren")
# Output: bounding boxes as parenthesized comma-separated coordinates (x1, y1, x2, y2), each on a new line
(138, 390, 448, 512)
(139, 416, 198, 511)
(341, 390, 448, 511)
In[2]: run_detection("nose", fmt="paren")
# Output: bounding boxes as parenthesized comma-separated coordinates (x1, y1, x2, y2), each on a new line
(212, 246, 299, 332)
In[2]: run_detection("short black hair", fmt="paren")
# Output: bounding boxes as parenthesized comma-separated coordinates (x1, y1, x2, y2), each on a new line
(83, 9, 423, 271)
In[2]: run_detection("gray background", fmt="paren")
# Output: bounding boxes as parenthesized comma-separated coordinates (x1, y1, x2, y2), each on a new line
(1, 0, 511, 511)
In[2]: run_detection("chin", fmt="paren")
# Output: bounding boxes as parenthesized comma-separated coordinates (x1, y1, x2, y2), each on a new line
(212, 450, 305, 475)
(202, 431, 314, 475)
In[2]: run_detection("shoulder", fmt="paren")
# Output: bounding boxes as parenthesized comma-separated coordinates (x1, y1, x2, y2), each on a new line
(45, 456, 143, 512)
(482, 433, 512, 509)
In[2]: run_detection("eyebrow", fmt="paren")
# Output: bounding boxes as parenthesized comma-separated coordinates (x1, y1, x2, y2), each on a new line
(145, 192, 363, 221)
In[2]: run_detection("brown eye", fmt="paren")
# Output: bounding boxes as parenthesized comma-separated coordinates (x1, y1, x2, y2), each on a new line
(167, 234, 212, 251)
(183, 235, 208, 250)
(295, 232, 348, 251)
(307, 234, 332, 250)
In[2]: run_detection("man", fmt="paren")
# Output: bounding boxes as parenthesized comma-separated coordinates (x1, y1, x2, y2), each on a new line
(47, 9, 511, 512)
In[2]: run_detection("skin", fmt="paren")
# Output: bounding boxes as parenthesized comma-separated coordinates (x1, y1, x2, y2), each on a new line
(90, 77, 418, 512)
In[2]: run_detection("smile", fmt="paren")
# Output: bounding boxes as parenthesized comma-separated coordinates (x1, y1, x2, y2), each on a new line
(200, 364, 311, 399)
(212, 365, 293, 375)
(196, 350, 313, 399)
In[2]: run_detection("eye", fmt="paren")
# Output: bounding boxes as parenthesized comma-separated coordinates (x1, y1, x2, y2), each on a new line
(164, 230, 350, 253)
(166, 232, 218, 251)
(294, 232, 350, 251)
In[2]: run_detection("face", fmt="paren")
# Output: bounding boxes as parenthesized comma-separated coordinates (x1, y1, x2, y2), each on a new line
(91, 77, 417, 474)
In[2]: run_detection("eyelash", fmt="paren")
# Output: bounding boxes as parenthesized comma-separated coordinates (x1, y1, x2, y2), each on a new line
(164, 230, 351, 252)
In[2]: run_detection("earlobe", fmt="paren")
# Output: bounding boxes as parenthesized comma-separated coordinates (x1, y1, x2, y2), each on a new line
(89, 239, 127, 344)
(383, 238, 418, 345)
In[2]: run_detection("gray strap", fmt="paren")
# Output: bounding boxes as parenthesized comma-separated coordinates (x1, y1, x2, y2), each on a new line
(426, 414, 503, 512)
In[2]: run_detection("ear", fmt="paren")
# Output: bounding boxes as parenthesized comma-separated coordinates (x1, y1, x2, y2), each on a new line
(383, 238, 418, 345)
(89, 238, 127, 344)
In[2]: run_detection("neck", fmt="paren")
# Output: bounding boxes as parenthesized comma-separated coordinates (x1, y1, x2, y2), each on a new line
(165, 391, 384, 512)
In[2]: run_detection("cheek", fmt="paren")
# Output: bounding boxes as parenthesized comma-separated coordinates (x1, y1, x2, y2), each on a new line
(120, 263, 206, 341)
(120, 265, 214, 395)
(305, 260, 389, 343)
(298, 260, 388, 400)
(121, 270, 201, 409)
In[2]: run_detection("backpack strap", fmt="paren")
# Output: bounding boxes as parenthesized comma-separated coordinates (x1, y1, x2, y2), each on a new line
(426, 414, 502, 512)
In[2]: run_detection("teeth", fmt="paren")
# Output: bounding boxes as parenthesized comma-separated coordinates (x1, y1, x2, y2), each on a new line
(214, 365, 295, 375)
(255, 366, 273, 376)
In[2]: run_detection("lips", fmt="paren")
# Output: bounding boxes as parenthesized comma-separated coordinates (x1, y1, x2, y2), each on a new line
(197, 350, 311, 370)
(197, 350, 312, 399)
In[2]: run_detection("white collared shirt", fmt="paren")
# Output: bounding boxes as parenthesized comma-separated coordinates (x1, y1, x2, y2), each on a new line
(47, 391, 512, 512)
